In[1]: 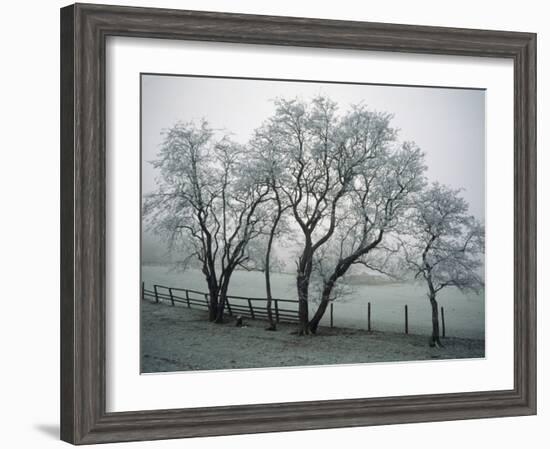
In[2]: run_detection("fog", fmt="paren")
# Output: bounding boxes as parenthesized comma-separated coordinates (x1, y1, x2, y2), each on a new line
(141, 74, 485, 264)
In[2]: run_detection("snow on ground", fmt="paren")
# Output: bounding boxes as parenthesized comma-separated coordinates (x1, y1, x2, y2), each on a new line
(142, 264, 485, 339)
(141, 299, 485, 373)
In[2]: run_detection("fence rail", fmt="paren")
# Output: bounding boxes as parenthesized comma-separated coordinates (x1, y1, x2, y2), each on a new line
(143, 283, 302, 324)
(142, 282, 447, 336)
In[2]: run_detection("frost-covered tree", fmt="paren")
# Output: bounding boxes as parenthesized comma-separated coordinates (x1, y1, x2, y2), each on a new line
(306, 142, 426, 333)
(254, 96, 400, 334)
(247, 129, 293, 330)
(143, 120, 270, 323)
(401, 183, 485, 347)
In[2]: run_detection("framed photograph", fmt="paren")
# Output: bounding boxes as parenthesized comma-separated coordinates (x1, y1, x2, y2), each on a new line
(60, 3, 536, 445)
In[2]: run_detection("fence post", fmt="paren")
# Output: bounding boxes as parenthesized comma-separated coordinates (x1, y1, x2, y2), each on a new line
(330, 303, 334, 328)
(168, 288, 174, 306)
(153, 285, 159, 303)
(441, 306, 446, 338)
(141, 282, 145, 301)
(248, 299, 255, 319)
(405, 305, 409, 334)
(368, 302, 371, 332)
(204, 293, 209, 308)
(185, 290, 191, 308)
(275, 299, 280, 323)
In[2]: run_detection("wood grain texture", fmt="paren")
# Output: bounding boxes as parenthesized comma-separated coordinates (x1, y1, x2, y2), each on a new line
(60, 3, 537, 445)
(60, 4, 75, 443)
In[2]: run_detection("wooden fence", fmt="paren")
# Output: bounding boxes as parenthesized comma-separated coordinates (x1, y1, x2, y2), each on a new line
(142, 282, 446, 336)
(142, 283, 301, 323)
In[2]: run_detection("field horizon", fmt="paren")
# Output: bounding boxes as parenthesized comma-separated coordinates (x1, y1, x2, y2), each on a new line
(142, 264, 485, 340)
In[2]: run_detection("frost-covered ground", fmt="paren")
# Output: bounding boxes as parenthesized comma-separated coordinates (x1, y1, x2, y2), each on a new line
(142, 264, 485, 339)
(141, 300, 484, 373)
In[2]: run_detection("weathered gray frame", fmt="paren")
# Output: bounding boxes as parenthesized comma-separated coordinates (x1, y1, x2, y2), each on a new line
(60, 3, 536, 444)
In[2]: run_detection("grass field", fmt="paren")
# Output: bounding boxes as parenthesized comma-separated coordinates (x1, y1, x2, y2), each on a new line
(142, 264, 485, 339)
(141, 300, 485, 372)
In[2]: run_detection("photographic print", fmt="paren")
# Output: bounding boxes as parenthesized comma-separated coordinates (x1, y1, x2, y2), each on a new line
(140, 74, 486, 373)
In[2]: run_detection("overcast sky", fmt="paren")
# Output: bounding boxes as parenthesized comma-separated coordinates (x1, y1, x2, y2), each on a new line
(141, 74, 485, 220)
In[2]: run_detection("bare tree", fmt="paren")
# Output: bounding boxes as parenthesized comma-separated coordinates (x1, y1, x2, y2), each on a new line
(400, 183, 485, 347)
(261, 189, 287, 330)
(242, 216, 289, 330)
(143, 120, 270, 323)
(248, 128, 293, 330)
(256, 97, 398, 334)
(306, 142, 426, 333)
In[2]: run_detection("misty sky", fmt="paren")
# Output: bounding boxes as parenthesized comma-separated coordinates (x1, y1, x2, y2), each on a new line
(141, 74, 485, 262)
(142, 74, 485, 219)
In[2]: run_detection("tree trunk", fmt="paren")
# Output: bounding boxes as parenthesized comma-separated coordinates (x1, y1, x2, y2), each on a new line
(215, 275, 231, 323)
(265, 265, 276, 331)
(207, 287, 218, 322)
(296, 271, 310, 335)
(308, 289, 331, 334)
(265, 187, 284, 331)
(205, 276, 219, 322)
(307, 255, 356, 333)
(296, 240, 314, 335)
(429, 294, 443, 347)
(203, 263, 219, 322)
(264, 206, 281, 331)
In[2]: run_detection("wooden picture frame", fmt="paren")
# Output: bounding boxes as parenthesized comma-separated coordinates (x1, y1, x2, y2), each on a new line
(60, 3, 536, 444)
